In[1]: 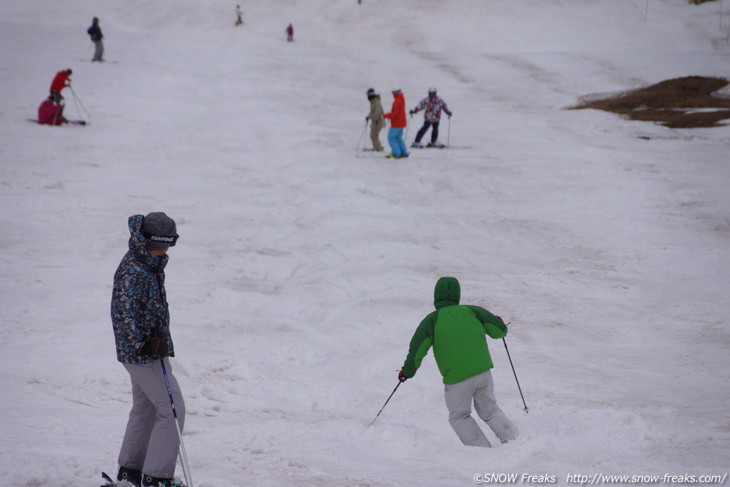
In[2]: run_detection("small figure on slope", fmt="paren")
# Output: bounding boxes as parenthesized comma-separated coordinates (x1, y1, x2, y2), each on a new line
(365, 88, 385, 151)
(410, 87, 452, 148)
(235, 5, 244, 26)
(286, 23, 294, 42)
(383, 88, 409, 159)
(49, 68, 72, 103)
(111, 213, 186, 487)
(87, 17, 105, 62)
(398, 277, 518, 447)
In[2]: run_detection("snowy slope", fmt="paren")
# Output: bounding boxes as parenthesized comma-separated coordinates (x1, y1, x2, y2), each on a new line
(1, 0, 729, 486)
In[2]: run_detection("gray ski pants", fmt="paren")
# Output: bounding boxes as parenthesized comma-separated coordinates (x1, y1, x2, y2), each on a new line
(92, 40, 104, 61)
(118, 358, 184, 478)
(444, 370, 517, 447)
(370, 119, 384, 151)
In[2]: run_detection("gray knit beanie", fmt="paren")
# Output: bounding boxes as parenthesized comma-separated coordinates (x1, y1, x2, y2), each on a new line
(142, 212, 177, 250)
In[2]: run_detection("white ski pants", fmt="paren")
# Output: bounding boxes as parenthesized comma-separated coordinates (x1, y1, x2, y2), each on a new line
(118, 358, 184, 478)
(444, 370, 517, 447)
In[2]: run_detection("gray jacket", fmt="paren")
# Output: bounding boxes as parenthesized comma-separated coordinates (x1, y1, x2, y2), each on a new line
(367, 95, 384, 128)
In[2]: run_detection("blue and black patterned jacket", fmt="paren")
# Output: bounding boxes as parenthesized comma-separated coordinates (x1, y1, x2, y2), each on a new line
(111, 215, 175, 364)
(412, 96, 452, 123)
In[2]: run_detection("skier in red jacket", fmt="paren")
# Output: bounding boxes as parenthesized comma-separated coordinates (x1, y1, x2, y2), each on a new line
(383, 88, 409, 158)
(50, 69, 72, 103)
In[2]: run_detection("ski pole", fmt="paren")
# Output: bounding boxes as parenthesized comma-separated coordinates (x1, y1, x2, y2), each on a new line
(357, 120, 368, 150)
(160, 359, 194, 487)
(502, 338, 528, 413)
(447, 116, 452, 147)
(368, 381, 401, 427)
(69, 90, 83, 120)
(69, 86, 91, 118)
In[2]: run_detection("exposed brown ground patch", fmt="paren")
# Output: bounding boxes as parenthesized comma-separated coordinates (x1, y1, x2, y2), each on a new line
(572, 76, 730, 128)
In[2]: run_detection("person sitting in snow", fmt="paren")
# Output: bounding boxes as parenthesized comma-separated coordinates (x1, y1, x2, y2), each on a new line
(37, 96, 68, 126)
(111, 213, 186, 487)
(410, 87, 452, 148)
(49, 68, 72, 103)
(398, 277, 518, 447)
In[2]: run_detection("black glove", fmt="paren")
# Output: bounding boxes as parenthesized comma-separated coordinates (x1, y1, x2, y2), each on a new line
(398, 370, 409, 383)
(138, 338, 169, 357)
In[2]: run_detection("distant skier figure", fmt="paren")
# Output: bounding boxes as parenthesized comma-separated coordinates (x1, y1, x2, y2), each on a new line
(49, 68, 72, 103)
(286, 23, 294, 42)
(87, 17, 104, 62)
(235, 5, 244, 26)
(383, 88, 408, 158)
(410, 87, 452, 148)
(37, 96, 67, 126)
(365, 88, 384, 151)
(399, 277, 518, 448)
(111, 213, 185, 487)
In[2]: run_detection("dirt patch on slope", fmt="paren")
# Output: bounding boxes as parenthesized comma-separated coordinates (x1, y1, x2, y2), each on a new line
(572, 76, 730, 128)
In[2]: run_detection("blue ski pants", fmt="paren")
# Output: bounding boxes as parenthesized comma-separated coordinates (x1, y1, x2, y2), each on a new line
(387, 128, 408, 157)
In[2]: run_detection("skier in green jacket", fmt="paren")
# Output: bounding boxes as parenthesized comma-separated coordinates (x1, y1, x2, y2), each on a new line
(399, 277, 518, 447)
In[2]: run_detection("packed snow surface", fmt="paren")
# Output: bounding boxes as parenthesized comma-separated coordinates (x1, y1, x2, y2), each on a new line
(1, 0, 729, 486)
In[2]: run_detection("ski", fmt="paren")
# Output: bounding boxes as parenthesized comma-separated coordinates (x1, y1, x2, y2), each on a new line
(101, 472, 123, 487)
(28, 118, 87, 125)
(411, 144, 471, 150)
(80, 58, 120, 64)
(411, 144, 447, 149)
(101, 472, 188, 487)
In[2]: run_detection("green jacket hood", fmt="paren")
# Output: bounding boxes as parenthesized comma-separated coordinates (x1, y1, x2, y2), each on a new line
(434, 277, 460, 309)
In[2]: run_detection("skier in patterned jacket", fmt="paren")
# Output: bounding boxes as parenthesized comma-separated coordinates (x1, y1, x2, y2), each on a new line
(409, 87, 452, 148)
(398, 277, 517, 447)
(111, 212, 185, 487)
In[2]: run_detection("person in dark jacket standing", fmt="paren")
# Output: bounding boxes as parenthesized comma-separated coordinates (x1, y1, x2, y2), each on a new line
(399, 277, 518, 447)
(111, 213, 184, 487)
(87, 17, 104, 62)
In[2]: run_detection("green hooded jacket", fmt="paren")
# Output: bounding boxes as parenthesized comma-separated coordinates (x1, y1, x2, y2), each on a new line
(401, 277, 508, 385)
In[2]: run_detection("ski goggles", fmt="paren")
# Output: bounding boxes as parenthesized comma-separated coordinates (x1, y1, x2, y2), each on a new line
(143, 232, 179, 247)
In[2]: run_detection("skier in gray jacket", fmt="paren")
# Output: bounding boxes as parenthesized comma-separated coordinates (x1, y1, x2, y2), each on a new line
(111, 212, 184, 487)
(365, 88, 385, 151)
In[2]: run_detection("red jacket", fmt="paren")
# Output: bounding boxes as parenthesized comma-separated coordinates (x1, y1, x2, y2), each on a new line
(50, 70, 70, 93)
(38, 100, 67, 125)
(384, 92, 407, 128)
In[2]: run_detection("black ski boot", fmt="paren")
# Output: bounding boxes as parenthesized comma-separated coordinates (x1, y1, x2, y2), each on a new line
(142, 474, 182, 487)
(118, 466, 142, 487)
